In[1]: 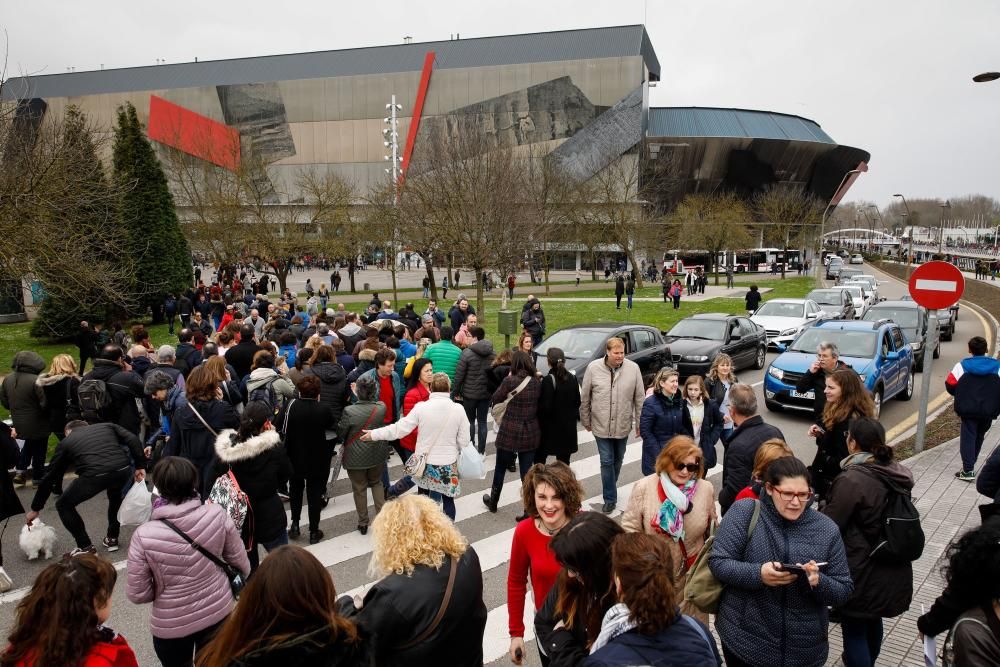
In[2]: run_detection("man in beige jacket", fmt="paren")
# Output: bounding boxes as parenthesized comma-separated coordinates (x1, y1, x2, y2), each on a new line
(580, 337, 646, 513)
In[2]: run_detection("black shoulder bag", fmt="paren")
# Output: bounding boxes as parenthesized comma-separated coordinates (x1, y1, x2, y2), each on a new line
(160, 518, 246, 599)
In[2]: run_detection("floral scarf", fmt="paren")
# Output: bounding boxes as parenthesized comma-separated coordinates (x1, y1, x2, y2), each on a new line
(655, 474, 697, 541)
(589, 603, 636, 654)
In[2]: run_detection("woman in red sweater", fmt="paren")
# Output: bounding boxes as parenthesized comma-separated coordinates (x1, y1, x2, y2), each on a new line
(734, 438, 793, 501)
(386, 358, 433, 498)
(507, 462, 584, 665)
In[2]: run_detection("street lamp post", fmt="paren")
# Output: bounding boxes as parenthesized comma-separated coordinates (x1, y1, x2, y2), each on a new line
(818, 168, 862, 281)
(893, 194, 913, 279)
(938, 200, 951, 257)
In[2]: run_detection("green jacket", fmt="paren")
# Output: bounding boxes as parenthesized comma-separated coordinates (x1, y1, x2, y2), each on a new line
(423, 341, 462, 381)
(338, 400, 389, 470)
(0, 351, 48, 440)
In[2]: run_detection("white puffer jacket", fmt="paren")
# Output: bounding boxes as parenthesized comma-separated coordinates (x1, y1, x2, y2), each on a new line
(367, 393, 469, 465)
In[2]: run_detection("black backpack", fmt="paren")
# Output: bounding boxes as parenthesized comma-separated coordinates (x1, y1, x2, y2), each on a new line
(858, 466, 925, 564)
(247, 377, 280, 415)
(78, 378, 113, 422)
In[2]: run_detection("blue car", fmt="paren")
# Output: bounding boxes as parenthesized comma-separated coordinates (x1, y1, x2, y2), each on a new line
(763, 319, 915, 419)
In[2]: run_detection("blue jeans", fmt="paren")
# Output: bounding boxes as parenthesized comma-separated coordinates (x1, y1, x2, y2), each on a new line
(248, 531, 289, 573)
(959, 417, 992, 473)
(840, 616, 883, 667)
(418, 487, 455, 520)
(595, 436, 628, 505)
(626, 293, 633, 309)
(464, 398, 490, 454)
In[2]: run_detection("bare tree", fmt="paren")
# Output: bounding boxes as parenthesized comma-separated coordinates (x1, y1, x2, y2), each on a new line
(753, 187, 822, 279)
(669, 193, 753, 285)
(522, 151, 584, 295)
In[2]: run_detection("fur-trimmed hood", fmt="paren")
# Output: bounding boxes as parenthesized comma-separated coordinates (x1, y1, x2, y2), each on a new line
(358, 348, 377, 362)
(214, 428, 282, 463)
(35, 372, 78, 387)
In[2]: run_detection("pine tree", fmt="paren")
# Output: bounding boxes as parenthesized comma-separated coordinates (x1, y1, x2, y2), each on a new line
(113, 102, 191, 322)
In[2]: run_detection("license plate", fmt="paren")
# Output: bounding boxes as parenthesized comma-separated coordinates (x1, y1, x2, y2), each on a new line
(790, 390, 815, 399)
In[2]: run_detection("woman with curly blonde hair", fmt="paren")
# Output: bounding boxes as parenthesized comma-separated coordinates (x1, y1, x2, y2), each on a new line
(339, 495, 487, 666)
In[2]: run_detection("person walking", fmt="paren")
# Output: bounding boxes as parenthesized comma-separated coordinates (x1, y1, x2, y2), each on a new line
(745, 285, 762, 315)
(661, 272, 671, 303)
(685, 269, 696, 296)
(806, 368, 876, 499)
(1, 351, 49, 488)
(126, 457, 251, 667)
(683, 374, 724, 469)
(521, 298, 546, 347)
(581, 338, 645, 514)
(718, 384, 785, 515)
(945, 335, 1000, 481)
(821, 418, 915, 667)
(337, 495, 488, 667)
(423, 326, 462, 382)
(624, 274, 635, 311)
(726, 263, 735, 289)
(709, 457, 853, 667)
(506, 463, 584, 666)
(339, 375, 389, 534)
(164, 294, 178, 335)
(483, 352, 541, 516)
(362, 373, 467, 520)
(639, 368, 694, 475)
(622, 436, 716, 623)
(614, 274, 625, 310)
(198, 545, 370, 666)
(279, 376, 337, 544)
(507, 273, 516, 300)
(75, 320, 98, 374)
(670, 279, 683, 309)
(25, 420, 146, 556)
(454, 326, 496, 455)
(536, 348, 581, 465)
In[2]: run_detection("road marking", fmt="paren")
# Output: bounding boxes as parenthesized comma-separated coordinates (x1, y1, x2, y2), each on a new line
(914, 279, 958, 292)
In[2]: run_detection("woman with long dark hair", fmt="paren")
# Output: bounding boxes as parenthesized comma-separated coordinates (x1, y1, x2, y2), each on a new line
(2, 554, 139, 666)
(822, 417, 914, 667)
(535, 512, 624, 665)
(213, 401, 293, 572)
(197, 545, 369, 666)
(536, 348, 581, 465)
(807, 368, 875, 499)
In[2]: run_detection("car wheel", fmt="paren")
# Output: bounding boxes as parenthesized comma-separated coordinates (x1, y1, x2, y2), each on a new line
(933, 341, 941, 359)
(765, 398, 783, 412)
(754, 345, 767, 370)
(899, 371, 914, 401)
(914, 353, 924, 372)
(872, 386, 884, 419)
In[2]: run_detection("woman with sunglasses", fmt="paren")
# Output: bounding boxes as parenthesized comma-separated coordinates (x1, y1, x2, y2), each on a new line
(709, 457, 852, 667)
(622, 436, 715, 623)
(821, 417, 914, 667)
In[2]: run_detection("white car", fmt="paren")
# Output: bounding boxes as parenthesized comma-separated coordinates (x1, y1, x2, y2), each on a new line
(750, 298, 827, 349)
(850, 254, 864, 264)
(834, 284, 867, 318)
(845, 279, 876, 311)
(852, 275, 880, 300)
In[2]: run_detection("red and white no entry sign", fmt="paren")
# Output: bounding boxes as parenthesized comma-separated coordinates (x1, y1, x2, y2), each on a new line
(908, 261, 965, 310)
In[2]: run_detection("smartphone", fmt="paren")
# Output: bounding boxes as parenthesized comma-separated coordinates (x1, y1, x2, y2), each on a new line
(778, 562, 828, 573)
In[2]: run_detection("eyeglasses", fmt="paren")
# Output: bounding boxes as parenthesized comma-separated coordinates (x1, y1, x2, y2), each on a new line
(772, 488, 814, 503)
(675, 462, 701, 473)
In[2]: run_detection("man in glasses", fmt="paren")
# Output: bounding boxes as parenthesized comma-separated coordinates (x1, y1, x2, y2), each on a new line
(719, 384, 785, 515)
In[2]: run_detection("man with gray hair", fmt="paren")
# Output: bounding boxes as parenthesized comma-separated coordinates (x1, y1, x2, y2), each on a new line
(795, 341, 853, 426)
(719, 383, 785, 515)
(414, 314, 441, 342)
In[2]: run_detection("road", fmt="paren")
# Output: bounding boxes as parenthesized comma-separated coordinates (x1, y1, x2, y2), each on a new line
(0, 261, 988, 666)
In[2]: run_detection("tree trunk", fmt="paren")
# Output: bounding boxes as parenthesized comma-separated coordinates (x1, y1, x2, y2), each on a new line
(626, 247, 643, 288)
(589, 250, 598, 281)
(348, 260, 357, 293)
(712, 252, 721, 286)
(388, 245, 399, 305)
(422, 255, 438, 302)
(474, 268, 485, 324)
(780, 244, 787, 280)
(447, 255, 454, 299)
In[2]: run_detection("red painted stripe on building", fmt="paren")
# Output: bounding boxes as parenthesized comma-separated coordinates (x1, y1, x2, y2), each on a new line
(400, 51, 435, 178)
(147, 95, 240, 171)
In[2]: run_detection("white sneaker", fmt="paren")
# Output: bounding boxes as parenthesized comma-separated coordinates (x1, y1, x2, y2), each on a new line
(0, 567, 13, 593)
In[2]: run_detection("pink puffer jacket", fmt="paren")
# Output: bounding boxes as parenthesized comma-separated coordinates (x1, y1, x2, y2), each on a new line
(126, 498, 250, 639)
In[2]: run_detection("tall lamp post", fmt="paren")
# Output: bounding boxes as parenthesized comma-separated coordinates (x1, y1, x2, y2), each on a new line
(893, 194, 913, 279)
(938, 200, 951, 256)
(818, 168, 862, 281)
(867, 205, 884, 254)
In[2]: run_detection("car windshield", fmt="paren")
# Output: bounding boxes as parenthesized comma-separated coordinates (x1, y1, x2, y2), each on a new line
(840, 286, 863, 298)
(754, 302, 805, 318)
(789, 329, 877, 358)
(807, 290, 843, 306)
(667, 319, 727, 340)
(534, 329, 608, 359)
(864, 308, 919, 328)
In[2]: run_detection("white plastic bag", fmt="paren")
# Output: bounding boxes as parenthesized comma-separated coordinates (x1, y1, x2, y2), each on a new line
(117, 481, 152, 526)
(458, 443, 486, 480)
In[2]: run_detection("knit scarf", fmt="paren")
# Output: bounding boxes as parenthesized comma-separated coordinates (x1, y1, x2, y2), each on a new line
(840, 451, 874, 470)
(589, 603, 637, 654)
(655, 475, 697, 541)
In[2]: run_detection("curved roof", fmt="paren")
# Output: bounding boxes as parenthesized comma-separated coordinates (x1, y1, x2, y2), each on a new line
(648, 107, 834, 144)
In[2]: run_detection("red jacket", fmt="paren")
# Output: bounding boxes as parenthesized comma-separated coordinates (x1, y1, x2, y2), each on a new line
(400, 384, 430, 451)
(9, 634, 139, 667)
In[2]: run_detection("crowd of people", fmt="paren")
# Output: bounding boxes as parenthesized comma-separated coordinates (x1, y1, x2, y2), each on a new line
(1, 262, 999, 666)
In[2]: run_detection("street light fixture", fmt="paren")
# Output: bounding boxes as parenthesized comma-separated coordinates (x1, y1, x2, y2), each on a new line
(973, 72, 1000, 83)
(818, 168, 862, 280)
(938, 200, 951, 256)
(893, 194, 913, 279)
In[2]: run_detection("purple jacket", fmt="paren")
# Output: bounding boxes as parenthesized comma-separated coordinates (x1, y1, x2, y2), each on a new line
(126, 498, 250, 639)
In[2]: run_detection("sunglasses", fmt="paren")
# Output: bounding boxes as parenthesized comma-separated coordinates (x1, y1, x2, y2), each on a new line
(675, 462, 701, 473)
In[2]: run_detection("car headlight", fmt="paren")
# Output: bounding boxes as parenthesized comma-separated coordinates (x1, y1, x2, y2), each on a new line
(910, 341, 922, 350)
(779, 327, 798, 336)
(767, 366, 784, 381)
(682, 355, 709, 362)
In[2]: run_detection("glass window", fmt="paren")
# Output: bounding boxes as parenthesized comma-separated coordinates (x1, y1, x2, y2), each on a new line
(631, 330, 655, 352)
(738, 319, 756, 336)
(891, 327, 906, 350)
(534, 329, 608, 359)
(754, 302, 805, 318)
(666, 319, 727, 341)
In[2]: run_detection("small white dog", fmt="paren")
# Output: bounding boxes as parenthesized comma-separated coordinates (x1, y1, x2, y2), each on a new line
(20, 521, 57, 560)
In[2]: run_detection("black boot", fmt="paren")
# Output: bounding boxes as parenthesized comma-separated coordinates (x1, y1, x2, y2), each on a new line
(288, 522, 300, 539)
(482, 487, 501, 513)
(309, 529, 324, 545)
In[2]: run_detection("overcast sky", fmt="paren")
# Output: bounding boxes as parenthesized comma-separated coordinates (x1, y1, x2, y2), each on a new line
(3, 0, 998, 210)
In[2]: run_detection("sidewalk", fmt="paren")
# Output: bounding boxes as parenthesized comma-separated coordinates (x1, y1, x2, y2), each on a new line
(821, 429, 999, 665)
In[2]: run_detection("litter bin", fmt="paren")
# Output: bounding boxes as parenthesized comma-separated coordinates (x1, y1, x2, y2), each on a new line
(363, 283, 370, 291)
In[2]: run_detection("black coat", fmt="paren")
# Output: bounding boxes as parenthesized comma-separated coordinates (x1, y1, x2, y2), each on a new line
(811, 411, 863, 498)
(794, 360, 851, 425)
(535, 578, 616, 667)
(229, 626, 373, 667)
(487, 363, 511, 396)
(278, 398, 336, 479)
(213, 429, 293, 544)
(687, 398, 725, 467)
(168, 399, 240, 497)
(302, 362, 349, 426)
(339, 548, 487, 667)
(173, 343, 203, 378)
(227, 339, 261, 382)
(454, 340, 496, 401)
(538, 371, 582, 460)
(822, 459, 915, 620)
(0, 423, 24, 522)
(37, 374, 81, 435)
(81, 360, 145, 435)
(719, 415, 785, 514)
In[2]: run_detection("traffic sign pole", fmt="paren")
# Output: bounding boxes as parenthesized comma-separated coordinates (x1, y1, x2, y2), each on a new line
(914, 327, 934, 454)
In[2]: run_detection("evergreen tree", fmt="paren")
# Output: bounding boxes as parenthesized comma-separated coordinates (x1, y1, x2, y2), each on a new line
(113, 102, 191, 323)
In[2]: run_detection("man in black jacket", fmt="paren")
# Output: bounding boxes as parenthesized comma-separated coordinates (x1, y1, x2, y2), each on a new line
(25, 420, 146, 555)
(795, 341, 853, 425)
(81, 345, 145, 436)
(453, 327, 496, 454)
(719, 384, 785, 515)
(227, 324, 260, 381)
